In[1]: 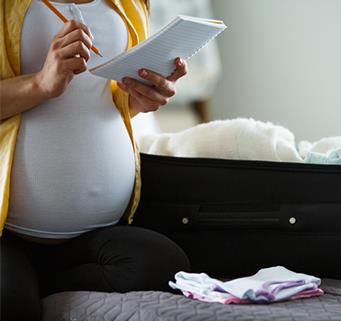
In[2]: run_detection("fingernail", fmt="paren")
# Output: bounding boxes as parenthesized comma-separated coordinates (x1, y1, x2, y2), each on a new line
(140, 69, 148, 77)
(89, 30, 94, 40)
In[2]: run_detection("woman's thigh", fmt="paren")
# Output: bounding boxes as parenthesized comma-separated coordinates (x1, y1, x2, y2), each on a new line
(0, 232, 42, 321)
(46, 225, 190, 295)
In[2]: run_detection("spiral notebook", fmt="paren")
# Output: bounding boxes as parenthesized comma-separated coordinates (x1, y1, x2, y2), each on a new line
(89, 15, 227, 83)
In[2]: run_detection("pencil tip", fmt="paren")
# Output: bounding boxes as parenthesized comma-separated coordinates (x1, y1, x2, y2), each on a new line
(98, 52, 103, 57)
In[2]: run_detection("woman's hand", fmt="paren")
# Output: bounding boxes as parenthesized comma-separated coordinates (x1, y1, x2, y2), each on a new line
(117, 57, 188, 116)
(0, 20, 94, 120)
(35, 20, 93, 98)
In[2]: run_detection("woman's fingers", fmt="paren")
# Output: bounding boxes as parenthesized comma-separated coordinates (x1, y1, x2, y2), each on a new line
(55, 20, 94, 41)
(121, 78, 169, 105)
(134, 57, 187, 96)
(117, 82, 160, 112)
(117, 57, 188, 113)
(118, 80, 166, 107)
(167, 57, 188, 82)
(58, 40, 91, 62)
(63, 57, 87, 74)
(59, 28, 93, 50)
(132, 91, 160, 112)
(137, 70, 176, 97)
(50, 19, 93, 63)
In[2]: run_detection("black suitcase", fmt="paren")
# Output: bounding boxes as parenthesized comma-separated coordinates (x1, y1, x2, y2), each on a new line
(133, 153, 341, 279)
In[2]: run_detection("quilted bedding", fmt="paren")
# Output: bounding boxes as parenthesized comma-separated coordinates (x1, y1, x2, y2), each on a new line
(42, 279, 341, 321)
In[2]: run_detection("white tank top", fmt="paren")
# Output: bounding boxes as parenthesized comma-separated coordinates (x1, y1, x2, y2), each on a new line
(5, 0, 136, 239)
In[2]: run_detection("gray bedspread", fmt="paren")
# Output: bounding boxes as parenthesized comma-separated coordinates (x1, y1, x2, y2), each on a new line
(42, 278, 341, 321)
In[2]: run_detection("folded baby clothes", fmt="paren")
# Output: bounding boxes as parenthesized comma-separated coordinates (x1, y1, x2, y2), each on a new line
(169, 266, 324, 304)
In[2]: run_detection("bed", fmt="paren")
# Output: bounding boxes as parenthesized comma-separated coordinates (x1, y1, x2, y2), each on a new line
(42, 278, 341, 321)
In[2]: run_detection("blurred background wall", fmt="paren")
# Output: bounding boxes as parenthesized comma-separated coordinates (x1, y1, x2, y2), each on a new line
(210, 0, 341, 141)
(135, 0, 341, 142)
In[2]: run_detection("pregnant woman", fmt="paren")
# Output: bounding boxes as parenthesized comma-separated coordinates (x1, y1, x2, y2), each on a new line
(0, 1, 189, 320)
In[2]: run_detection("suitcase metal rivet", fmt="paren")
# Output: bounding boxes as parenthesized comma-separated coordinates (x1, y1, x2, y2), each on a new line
(289, 217, 297, 225)
(182, 217, 189, 225)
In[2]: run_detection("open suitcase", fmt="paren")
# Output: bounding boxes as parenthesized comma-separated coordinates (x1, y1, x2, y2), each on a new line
(133, 153, 341, 279)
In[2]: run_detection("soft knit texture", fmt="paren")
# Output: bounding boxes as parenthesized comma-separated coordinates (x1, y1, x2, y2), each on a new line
(138, 118, 341, 164)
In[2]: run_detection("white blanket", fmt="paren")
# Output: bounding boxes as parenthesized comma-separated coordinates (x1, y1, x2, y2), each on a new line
(137, 118, 341, 163)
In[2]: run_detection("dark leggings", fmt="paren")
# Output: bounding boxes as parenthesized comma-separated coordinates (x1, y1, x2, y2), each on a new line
(0, 225, 190, 321)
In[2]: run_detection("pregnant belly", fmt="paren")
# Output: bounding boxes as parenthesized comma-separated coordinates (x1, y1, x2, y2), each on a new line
(6, 96, 135, 239)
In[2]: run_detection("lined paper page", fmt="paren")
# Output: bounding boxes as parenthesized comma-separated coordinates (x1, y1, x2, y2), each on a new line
(89, 15, 226, 83)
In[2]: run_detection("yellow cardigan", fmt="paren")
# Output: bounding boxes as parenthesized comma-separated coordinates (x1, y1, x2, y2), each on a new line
(0, 0, 149, 236)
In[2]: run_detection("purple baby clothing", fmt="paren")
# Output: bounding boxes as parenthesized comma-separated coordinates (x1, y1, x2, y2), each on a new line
(182, 288, 323, 304)
(169, 266, 323, 304)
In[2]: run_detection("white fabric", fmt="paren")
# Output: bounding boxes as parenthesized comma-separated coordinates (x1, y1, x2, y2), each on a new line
(169, 266, 321, 303)
(138, 118, 341, 163)
(5, 0, 135, 239)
